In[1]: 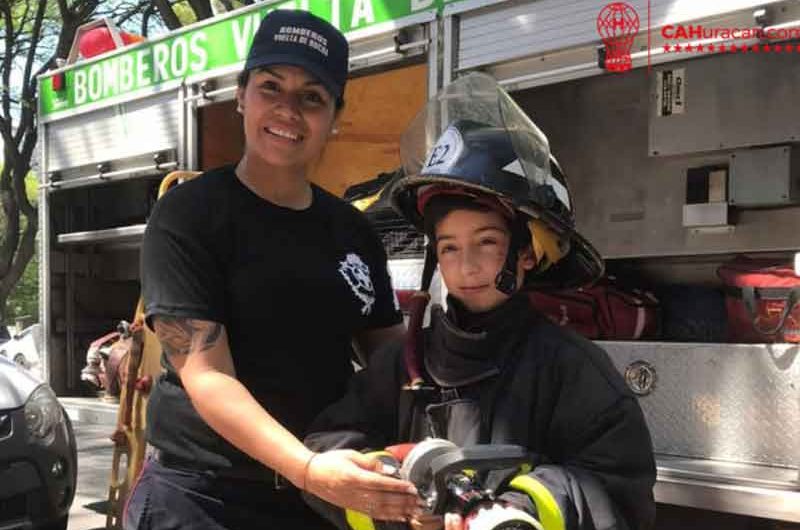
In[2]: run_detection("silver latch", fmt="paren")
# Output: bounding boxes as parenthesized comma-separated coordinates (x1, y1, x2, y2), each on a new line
(624, 361, 657, 396)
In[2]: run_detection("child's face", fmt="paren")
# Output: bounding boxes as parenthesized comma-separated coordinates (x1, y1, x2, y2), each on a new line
(435, 208, 536, 313)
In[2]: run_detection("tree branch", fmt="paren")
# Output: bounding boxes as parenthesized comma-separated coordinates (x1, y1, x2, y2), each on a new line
(152, 0, 181, 30)
(16, 0, 47, 149)
(187, 0, 213, 20)
(142, 2, 156, 36)
(0, 164, 20, 279)
(14, 126, 36, 218)
(0, 210, 36, 306)
(115, 0, 151, 27)
(1, 2, 15, 127)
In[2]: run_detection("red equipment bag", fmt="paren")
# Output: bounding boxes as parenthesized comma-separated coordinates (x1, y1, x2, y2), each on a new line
(528, 277, 660, 340)
(717, 258, 800, 343)
(528, 289, 603, 338)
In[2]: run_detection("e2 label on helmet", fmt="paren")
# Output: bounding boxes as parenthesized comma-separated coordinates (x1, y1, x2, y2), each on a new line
(426, 144, 450, 167)
(423, 125, 464, 173)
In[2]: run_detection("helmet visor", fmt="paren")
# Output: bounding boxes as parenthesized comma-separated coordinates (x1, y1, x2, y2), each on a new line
(400, 72, 552, 192)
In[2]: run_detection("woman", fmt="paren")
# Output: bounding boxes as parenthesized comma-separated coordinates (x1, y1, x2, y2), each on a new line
(124, 9, 420, 530)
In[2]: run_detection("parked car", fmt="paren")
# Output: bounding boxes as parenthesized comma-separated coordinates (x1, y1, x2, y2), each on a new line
(0, 356, 77, 529)
(0, 323, 43, 371)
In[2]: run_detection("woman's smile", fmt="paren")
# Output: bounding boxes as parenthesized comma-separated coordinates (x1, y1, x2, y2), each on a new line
(265, 125, 303, 142)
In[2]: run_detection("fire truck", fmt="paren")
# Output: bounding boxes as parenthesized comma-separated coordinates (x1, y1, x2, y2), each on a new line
(37, 1, 800, 528)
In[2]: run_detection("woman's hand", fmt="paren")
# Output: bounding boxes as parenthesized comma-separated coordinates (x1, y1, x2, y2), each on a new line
(409, 513, 444, 530)
(304, 449, 423, 523)
(406, 511, 466, 530)
(444, 513, 465, 530)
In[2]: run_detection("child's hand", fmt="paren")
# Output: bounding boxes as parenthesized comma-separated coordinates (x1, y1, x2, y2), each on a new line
(443, 513, 465, 530)
(409, 513, 444, 530)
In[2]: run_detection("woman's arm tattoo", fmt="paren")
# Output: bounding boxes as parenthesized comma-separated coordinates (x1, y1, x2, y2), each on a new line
(153, 316, 223, 357)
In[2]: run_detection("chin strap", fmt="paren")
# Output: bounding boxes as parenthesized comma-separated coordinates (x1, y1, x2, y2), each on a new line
(495, 218, 527, 296)
(495, 267, 517, 296)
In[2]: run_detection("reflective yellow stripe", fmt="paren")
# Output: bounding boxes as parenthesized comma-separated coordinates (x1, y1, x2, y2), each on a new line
(509, 475, 566, 530)
(352, 190, 382, 212)
(345, 510, 376, 530)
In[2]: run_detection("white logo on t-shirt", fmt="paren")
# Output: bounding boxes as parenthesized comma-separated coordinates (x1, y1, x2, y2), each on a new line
(338, 253, 375, 315)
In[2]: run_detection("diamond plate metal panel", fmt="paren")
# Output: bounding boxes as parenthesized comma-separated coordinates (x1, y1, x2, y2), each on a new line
(602, 341, 800, 468)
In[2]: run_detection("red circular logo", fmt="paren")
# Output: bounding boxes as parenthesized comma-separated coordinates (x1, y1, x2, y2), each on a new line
(597, 2, 640, 72)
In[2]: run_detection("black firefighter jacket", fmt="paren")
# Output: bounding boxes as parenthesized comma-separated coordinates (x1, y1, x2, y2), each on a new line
(305, 295, 657, 530)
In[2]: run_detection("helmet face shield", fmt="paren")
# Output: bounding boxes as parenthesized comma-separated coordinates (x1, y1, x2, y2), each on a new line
(400, 72, 552, 194)
(417, 120, 533, 201)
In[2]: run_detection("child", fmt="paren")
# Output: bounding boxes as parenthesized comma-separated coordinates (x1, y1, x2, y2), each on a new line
(305, 112, 656, 530)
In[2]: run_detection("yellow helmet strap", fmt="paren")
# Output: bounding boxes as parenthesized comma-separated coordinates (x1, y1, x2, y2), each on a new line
(528, 219, 568, 274)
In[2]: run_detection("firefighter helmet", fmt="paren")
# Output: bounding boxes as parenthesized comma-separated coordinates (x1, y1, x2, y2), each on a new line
(391, 74, 603, 289)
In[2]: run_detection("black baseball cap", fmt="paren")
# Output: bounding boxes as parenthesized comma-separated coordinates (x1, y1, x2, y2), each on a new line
(244, 10, 349, 100)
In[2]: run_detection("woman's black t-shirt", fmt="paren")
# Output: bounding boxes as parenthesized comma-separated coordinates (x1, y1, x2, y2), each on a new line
(141, 165, 402, 470)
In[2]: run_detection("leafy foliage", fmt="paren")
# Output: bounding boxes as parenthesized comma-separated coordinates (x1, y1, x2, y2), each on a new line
(6, 244, 38, 322)
(0, 170, 38, 322)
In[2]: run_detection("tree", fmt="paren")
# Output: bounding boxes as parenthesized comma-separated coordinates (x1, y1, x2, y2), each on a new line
(0, 0, 157, 324)
(0, 0, 50, 326)
(3, 172, 38, 324)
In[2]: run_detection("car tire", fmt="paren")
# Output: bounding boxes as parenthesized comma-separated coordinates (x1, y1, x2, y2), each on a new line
(13, 353, 28, 369)
(40, 515, 68, 530)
